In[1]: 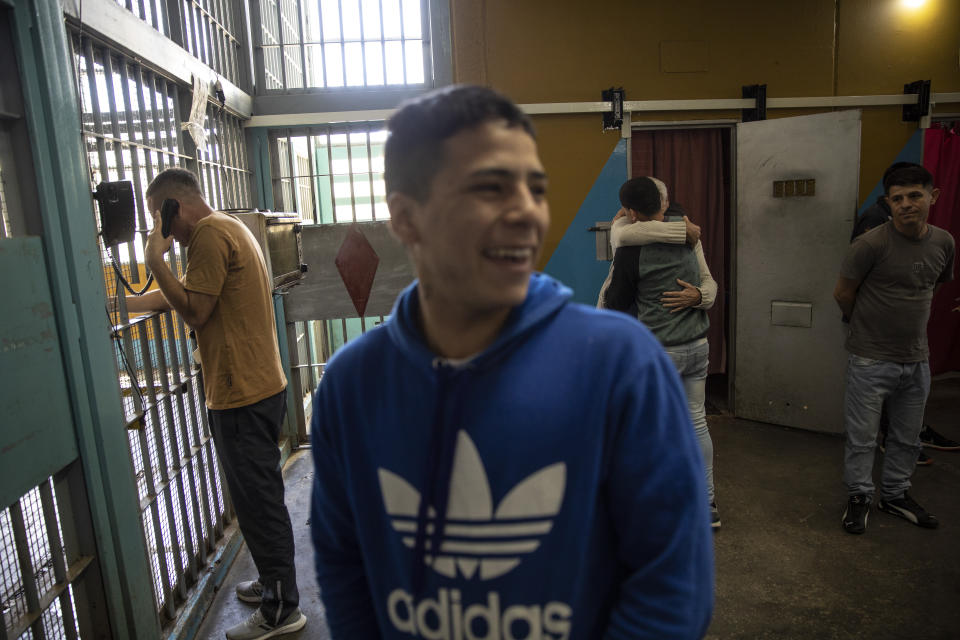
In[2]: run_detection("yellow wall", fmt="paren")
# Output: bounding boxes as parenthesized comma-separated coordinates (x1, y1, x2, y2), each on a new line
(449, 0, 960, 264)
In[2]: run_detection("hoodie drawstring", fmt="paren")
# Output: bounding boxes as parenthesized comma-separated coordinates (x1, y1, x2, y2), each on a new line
(411, 360, 464, 596)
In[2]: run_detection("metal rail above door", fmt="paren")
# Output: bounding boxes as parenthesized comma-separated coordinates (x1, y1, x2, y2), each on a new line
(245, 92, 960, 127)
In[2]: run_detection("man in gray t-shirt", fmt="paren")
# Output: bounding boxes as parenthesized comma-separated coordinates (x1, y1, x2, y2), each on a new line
(833, 165, 954, 535)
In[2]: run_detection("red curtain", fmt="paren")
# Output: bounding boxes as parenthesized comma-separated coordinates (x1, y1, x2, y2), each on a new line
(632, 129, 730, 374)
(924, 123, 960, 375)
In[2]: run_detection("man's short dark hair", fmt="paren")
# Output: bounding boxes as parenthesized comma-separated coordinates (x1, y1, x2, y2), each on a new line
(883, 164, 934, 194)
(384, 85, 535, 202)
(146, 167, 203, 200)
(882, 161, 922, 184)
(619, 177, 662, 217)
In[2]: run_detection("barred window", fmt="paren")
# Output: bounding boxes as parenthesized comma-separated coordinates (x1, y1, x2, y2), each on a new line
(112, 0, 169, 36)
(259, 0, 430, 91)
(271, 123, 388, 223)
(196, 104, 254, 210)
(179, 1, 244, 85)
(73, 32, 241, 621)
(110, 0, 245, 88)
(1, 477, 83, 639)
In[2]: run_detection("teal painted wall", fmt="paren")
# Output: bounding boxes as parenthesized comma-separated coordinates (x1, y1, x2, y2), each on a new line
(856, 129, 924, 216)
(542, 139, 627, 306)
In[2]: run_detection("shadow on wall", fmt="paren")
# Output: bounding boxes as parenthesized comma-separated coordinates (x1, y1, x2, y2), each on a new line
(543, 139, 628, 306)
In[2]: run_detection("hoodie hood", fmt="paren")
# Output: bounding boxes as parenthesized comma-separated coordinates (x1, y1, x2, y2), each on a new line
(386, 272, 573, 369)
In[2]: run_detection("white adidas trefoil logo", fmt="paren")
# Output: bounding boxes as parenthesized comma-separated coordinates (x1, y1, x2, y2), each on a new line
(379, 431, 566, 581)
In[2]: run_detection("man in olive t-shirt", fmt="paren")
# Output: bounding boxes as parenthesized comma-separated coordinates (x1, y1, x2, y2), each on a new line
(833, 165, 954, 536)
(125, 169, 306, 640)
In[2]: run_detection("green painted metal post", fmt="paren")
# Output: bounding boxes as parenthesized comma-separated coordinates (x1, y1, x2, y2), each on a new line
(274, 293, 302, 444)
(248, 127, 275, 211)
(257, 133, 299, 444)
(10, 1, 161, 637)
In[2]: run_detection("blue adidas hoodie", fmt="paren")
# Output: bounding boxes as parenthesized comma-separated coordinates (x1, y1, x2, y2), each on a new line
(311, 273, 714, 640)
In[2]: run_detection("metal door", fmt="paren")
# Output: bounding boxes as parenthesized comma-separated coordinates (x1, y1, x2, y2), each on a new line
(733, 110, 861, 433)
(2, 2, 161, 637)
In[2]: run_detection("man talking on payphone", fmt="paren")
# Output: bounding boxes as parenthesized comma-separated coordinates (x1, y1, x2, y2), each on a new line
(124, 168, 305, 640)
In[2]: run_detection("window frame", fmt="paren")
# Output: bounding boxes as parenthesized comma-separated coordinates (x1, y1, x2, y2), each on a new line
(249, 0, 452, 113)
(269, 122, 389, 224)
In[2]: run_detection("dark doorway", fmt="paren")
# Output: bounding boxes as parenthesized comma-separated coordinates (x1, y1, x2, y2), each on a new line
(631, 127, 732, 410)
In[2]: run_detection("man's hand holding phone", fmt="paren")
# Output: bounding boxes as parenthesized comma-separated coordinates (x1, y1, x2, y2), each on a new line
(145, 206, 174, 268)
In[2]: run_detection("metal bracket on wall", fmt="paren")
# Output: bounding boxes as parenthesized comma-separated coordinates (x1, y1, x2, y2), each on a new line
(902, 80, 931, 124)
(742, 84, 767, 122)
(602, 87, 625, 131)
(587, 221, 613, 261)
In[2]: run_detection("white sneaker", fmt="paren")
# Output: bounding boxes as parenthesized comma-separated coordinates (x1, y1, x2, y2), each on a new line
(235, 580, 263, 604)
(224, 608, 306, 640)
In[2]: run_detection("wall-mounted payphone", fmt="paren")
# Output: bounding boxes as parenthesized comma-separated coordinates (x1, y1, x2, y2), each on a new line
(94, 180, 136, 247)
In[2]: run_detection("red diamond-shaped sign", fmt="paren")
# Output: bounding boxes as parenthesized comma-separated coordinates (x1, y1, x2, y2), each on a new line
(335, 224, 380, 317)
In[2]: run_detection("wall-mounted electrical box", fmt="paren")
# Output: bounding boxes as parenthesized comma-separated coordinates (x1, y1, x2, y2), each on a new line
(232, 210, 307, 291)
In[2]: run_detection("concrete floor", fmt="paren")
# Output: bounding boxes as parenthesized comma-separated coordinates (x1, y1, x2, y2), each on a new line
(194, 376, 960, 640)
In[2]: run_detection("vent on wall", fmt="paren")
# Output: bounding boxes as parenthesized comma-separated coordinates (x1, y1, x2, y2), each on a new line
(773, 179, 816, 198)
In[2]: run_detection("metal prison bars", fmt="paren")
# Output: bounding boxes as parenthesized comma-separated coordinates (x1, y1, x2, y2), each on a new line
(271, 124, 389, 224)
(0, 466, 100, 640)
(258, 0, 428, 90)
(72, 31, 252, 623)
(270, 124, 389, 436)
(286, 313, 388, 441)
(111, 0, 245, 89)
(0, 165, 10, 239)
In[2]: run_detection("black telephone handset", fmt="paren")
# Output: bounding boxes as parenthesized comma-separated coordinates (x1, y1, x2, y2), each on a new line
(160, 199, 179, 238)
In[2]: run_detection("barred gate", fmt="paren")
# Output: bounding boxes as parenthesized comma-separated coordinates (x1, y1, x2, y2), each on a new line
(2, 6, 113, 638)
(270, 124, 394, 436)
(0, 470, 98, 640)
(71, 17, 252, 628)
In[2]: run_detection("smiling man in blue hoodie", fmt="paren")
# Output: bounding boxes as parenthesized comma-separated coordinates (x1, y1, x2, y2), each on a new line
(310, 85, 714, 640)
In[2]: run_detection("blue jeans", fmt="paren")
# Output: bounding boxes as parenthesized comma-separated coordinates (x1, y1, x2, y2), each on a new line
(843, 354, 929, 500)
(663, 338, 714, 503)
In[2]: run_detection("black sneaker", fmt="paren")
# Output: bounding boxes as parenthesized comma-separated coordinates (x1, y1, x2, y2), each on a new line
(709, 502, 721, 530)
(877, 492, 939, 529)
(842, 494, 870, 534)
(919, 425, 960, 451)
